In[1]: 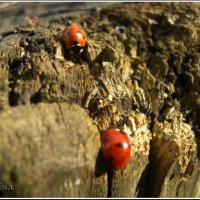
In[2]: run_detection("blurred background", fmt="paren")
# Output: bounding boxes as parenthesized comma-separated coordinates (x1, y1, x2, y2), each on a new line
(0, 2, 118, 32)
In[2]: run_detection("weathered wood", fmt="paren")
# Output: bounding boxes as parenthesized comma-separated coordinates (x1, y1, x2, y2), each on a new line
(149, 104, 197, 197)
(0, 103, 106, 197)
(0, 2, 200, 197)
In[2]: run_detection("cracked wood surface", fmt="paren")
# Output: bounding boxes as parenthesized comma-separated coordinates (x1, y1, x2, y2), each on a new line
(0, 2, 200, 197)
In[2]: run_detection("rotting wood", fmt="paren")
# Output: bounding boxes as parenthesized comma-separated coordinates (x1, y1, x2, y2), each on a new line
(0, 2, 200, 197)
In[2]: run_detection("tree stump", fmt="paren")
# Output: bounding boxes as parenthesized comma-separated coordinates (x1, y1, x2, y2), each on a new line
(0, 2, 199, 197)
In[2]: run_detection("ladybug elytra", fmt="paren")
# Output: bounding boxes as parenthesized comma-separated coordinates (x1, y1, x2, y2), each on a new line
(62, 24, 87, 49)
(101, 128, 131, 170)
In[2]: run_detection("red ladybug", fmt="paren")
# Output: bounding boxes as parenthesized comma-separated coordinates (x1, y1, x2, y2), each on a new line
(62, 24, 87, 49)
(101, 128, 131, 170)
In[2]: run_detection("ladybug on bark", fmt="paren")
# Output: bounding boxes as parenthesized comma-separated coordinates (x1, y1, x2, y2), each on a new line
(62, 24, 87, 49)
(101, 128, 131, 170)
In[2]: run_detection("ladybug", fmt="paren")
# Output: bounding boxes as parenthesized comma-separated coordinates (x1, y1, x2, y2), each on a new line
(101, 128, 131, 170)
(62, 24, 87, 49)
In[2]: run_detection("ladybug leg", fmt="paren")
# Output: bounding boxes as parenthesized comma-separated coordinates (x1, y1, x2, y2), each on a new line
(79, 49, 84, 54)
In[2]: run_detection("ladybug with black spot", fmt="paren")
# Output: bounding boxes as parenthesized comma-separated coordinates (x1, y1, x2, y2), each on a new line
(101, 128, 131, 170)
(62, 24, 87, 49)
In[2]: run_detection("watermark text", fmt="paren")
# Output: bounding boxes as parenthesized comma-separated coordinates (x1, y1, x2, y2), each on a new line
(0, 182, 14, 191)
